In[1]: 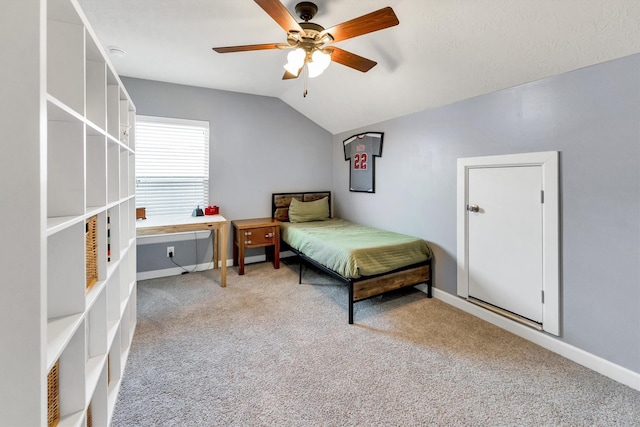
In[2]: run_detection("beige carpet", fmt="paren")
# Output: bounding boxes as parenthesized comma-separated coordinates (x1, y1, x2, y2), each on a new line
(112, 258, 640, 426)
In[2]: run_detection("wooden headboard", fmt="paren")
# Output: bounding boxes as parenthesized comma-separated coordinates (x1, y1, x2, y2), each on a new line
(271, 191, 331, 222)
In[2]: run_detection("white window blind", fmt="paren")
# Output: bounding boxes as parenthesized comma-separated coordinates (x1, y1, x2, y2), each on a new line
(135, 115, 209, 216)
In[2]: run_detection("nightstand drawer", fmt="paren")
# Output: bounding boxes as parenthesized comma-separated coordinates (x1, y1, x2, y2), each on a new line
(242, 226, 277, 246)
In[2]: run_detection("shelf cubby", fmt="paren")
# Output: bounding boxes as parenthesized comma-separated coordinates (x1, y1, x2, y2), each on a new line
(120, 97, 130, 146)
(119, 201, 130, 252)
(129, 152, 136, 197)
(120, 303, 131, 355)
(86, 289, 107, 360)
(85, 292, 107, 423)
(129, 247, 137, 289)
(106, 71, 120, 140)
(107, 141, 120, 203)
(128, 109, 136, 151)
(107, 207, 121, 264)
(107, 329, 122, 415)
(48, 221, 86, 319)
(86, 132, 107, 210)
(108, 332, 122, 387)
(90, 366, 109, 427)
(106, 271, 121, 346)
(119, 250, 130, 307)
(129, 284, 137, 337)
(85, 33, 107, 130)
(48, 103, 85, 219)
(128, 199, 137, 241)
(58, 322, 87, 424)
(47, 313, 84, 374)
(119, 147, 129, 198)
(47, 8, 84, 116)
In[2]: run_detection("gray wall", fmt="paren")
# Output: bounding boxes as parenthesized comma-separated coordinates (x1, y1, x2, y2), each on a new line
(122, 77, 333, 272)
(332, 54, 640, 373)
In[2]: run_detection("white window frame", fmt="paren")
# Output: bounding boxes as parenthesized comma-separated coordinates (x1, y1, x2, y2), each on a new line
(135, 115, 210, 217)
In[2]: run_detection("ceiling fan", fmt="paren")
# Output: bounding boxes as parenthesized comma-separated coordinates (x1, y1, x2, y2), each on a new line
(212, 0, 399, 81)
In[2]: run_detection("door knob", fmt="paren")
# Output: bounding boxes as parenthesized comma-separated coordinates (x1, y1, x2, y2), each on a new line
(467, 204, 480, 213)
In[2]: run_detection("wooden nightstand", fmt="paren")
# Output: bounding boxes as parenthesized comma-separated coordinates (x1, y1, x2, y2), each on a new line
(232, 217, 281, 275)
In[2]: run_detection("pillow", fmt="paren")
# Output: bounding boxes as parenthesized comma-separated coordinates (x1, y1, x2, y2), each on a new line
(288, 197, 330, 223)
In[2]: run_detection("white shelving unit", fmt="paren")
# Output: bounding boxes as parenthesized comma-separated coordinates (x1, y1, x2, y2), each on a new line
(0, 0, 136, 425)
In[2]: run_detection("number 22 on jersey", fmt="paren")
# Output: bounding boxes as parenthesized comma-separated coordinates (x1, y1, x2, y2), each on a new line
(353, 153, 368, 170)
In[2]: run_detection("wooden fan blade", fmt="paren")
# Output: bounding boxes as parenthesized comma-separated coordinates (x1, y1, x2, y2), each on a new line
(212, 43, 285, 53)
(320, 7, 399, 43)
(328, 47, 377, 72)
(254, 0, 304, 34)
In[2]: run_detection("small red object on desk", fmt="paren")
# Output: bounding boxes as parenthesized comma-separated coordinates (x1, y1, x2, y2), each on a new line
(205, 205, 219, 215)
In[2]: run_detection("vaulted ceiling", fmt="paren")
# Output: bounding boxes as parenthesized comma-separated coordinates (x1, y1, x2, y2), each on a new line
(78, 0, 640, 134)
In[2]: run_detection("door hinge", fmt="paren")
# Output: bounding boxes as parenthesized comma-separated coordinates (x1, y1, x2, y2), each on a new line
(541, 190, 544, 203)
(541, 290, 545, 303)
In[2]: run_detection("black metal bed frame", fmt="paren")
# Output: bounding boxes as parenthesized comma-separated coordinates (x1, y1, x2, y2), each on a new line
(290, 246, 433, 324)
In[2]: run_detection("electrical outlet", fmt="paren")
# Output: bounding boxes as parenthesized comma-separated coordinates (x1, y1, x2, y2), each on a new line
(167, 246, 175, 258)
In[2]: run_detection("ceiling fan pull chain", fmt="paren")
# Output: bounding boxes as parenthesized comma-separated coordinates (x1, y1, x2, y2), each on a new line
(303, 66, 309, 97)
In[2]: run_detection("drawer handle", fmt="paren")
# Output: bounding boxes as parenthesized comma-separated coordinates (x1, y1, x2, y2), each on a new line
(246, 240, 252, 244)
(245, 231, 252, 236)
(265, 232, 274, 238)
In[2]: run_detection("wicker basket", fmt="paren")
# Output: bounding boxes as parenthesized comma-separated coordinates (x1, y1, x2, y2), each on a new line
(47, 360, 60, 427)
(86, 401, 93, 427)
(86, 215, 98, 289)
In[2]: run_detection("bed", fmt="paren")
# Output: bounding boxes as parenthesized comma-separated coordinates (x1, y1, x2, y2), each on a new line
(272, 191, 433, 324)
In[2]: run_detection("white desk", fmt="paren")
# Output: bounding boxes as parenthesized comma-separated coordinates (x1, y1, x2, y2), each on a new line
(136, 214, 228, 287)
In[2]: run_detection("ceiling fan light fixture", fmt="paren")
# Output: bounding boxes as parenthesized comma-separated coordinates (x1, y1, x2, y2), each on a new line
(287, 48, 306, 66)
(307, 49, 331, 78)
(284, 48, 306, 76)
(312, 49, 331, 67)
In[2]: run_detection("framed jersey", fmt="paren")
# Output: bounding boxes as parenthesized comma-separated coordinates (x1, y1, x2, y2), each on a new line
(343, 132, 383, 193)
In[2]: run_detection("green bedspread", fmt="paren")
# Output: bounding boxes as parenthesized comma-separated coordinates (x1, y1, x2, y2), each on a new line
(281, 218, 432, 279)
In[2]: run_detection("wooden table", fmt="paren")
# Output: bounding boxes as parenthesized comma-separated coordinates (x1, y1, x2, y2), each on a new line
(232, 217, 281, 275)
(136, 214, 228, 287)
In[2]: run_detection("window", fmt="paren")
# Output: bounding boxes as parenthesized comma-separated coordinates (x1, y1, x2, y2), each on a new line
(135, 115, 209, 216)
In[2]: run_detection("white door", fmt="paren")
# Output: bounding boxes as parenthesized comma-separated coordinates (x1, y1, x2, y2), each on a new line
(467, 166, 543, 323)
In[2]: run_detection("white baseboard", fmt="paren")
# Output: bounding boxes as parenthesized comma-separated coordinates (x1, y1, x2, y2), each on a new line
(417, 285, 640, 392)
